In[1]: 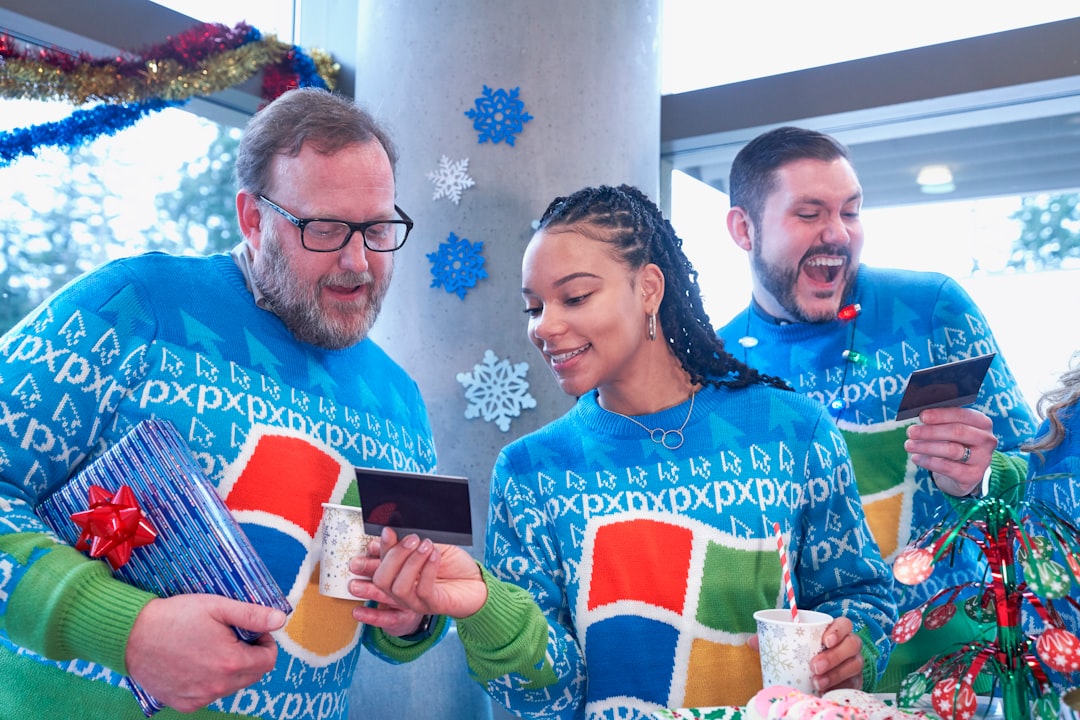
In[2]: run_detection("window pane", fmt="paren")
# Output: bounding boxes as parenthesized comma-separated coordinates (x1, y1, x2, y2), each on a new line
(662, 3, 1080, 94)
(0, 99, 241, 334)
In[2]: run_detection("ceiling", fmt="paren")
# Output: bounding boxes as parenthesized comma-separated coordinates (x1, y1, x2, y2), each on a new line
(4, 3, 1079, 210)
(660, 17, 1080, 209)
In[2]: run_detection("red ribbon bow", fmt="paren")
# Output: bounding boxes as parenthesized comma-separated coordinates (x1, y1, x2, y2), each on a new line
(71, 485, 158, 570)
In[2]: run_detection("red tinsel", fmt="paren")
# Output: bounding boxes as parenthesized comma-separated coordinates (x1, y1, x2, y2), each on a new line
(139, 21, 255, 65)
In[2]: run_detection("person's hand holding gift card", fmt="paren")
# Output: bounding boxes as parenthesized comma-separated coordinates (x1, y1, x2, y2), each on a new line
(898, 353, 1000, 497)
(319, 468, 479, 634)
(317, 469, 473, 601)
(339, 468, 488, 628)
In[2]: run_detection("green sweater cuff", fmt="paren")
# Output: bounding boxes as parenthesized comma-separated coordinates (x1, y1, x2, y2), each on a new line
(366, 614, 450, 664)
(454, 566, 556, 688)
(942, 450, 1028, 512)
(5, 535, 156, 674)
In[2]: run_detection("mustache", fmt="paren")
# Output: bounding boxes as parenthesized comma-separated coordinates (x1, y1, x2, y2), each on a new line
(801, 245, 851, 263)
(320, 271, 375, 288)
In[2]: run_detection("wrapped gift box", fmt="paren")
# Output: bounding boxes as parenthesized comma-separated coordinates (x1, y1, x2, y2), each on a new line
(37, 419, 292, 715)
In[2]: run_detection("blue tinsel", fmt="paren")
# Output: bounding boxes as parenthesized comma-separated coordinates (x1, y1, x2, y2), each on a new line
(1, 98, 182, 167)
(0, 20, 330, 166)
(291, 47, 328, 90)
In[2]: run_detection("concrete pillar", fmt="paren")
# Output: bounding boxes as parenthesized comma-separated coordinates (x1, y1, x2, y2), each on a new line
(350, 0, 662, 560)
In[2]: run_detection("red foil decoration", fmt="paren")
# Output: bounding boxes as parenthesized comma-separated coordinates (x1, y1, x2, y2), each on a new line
(71, 485, 158, 570)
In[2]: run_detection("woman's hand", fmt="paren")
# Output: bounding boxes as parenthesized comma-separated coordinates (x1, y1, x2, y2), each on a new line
(348, 528, 488, 627)
(747, 615, 863, 692)
(809, 616, 863, 692)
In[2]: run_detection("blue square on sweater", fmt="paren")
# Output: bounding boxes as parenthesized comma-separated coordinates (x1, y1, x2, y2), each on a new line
(583, 615, 678, 706)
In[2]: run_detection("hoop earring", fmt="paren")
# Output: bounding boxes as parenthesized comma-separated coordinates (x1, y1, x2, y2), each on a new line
(647, 312, 657, 341)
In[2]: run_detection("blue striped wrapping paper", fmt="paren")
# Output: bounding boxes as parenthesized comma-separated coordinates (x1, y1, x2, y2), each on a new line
(36, 419, 292, 716)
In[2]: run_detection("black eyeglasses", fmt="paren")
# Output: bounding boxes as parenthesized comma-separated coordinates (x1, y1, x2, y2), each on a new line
(257, 195, 413, 252)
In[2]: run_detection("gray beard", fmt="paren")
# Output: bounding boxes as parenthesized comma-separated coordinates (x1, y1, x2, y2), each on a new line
(251, 227, 389, 349)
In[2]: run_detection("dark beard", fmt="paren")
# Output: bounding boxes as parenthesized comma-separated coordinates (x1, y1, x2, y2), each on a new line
(251, 227, 388, 349)
(751, 244, 854, 323)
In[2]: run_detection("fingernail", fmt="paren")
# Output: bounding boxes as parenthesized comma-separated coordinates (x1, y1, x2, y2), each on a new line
(419, 538, 433, 553)
(402, 534, 419, 549)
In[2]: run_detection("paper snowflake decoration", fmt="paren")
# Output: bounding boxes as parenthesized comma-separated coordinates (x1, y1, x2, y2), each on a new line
(465, 85, 533, 146)
(427, 232, 488, 300)
(456, 349, 537, 432)
(426, 155, 475, 204)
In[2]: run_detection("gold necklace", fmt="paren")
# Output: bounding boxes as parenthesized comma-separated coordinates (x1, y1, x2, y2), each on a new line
(608, 391, 696, 450)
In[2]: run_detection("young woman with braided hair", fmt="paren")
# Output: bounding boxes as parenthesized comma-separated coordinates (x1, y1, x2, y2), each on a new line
(359, 185, 896, 719)
(539, 184, 790, 395)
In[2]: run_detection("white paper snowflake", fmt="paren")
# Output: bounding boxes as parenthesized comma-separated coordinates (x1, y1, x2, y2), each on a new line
(426, 155, 475, 204)
(456, 349, 537, 432)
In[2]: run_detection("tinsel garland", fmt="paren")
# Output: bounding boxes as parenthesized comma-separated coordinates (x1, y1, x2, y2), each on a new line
(0, 21, 340, 166)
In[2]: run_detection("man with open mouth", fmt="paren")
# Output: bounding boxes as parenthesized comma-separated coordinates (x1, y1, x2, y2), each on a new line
(717, 126, 1035, 693)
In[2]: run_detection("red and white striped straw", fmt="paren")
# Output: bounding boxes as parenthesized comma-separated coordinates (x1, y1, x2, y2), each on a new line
(773, 521, 799, 622)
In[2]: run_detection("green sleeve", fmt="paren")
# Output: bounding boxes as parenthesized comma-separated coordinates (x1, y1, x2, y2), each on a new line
(453, 565, 556, 688)
(364, 614, 450, 664)
(944, 450, 1028, 510)
(2, 533, 156, 675)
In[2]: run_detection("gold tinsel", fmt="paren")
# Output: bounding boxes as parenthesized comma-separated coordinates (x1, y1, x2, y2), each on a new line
(0, 36, 306, 105)
(309, 49, 340, 93)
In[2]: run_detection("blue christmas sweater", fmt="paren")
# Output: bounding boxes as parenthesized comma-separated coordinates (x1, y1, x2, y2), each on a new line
(456, 383, 895, 720)
(1025, 409, 1080, 650)
(0, 253, 445, 719)
(717, 265, 1035, 690)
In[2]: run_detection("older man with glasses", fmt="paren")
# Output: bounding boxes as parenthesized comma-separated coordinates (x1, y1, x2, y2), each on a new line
(0, 87, 448, 720)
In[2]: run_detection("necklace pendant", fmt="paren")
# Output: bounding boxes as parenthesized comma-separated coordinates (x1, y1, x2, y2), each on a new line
(659, 429, 685, 450)
(610, 390, 696, 451)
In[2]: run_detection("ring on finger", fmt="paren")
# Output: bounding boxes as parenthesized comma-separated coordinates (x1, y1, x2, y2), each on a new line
(959, 445, 971, 464)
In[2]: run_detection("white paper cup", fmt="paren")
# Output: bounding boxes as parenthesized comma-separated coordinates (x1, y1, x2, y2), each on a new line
(319, 502, 375, 600)
(754, 608, 833, 694)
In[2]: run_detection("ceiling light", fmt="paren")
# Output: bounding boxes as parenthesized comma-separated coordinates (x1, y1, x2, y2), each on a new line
(916, 164, 955, 194)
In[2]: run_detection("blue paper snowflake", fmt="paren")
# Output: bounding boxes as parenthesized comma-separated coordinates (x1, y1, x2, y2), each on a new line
(465, 85, 533, 146)
(427, 155, 476, 204)
(427, 232, 488, 300)
(457, 349, 537, 432)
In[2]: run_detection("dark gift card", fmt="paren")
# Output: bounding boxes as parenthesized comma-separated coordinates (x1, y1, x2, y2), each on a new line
(354, 467, 473, 545)
(895, 353, 996, 421)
